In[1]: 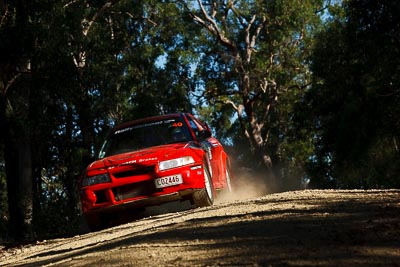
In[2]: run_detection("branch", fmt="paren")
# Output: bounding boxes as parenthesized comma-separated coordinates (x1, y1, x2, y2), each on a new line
(224, 99, 241, 112)
(244, 14, 256, 49)
(0, 2, 10, 27)
(229, 0, 246, 28)
(63, 0, 81, 9)
(262, 82, 278, 123)
(4, 73, 22, 96)
(142, 15, 157, 26)
(244, 15, 266, 64)
(251, 16, 266, 49)
(188, 0, 237, 54)
(377, 89, 400, 97)
(224, 100, 251, 141)
(82, 0, 121, 36)
(315, 0, 332, 15)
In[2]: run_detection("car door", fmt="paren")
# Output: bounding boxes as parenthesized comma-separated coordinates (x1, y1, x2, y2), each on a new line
(185, 114, 224, 188)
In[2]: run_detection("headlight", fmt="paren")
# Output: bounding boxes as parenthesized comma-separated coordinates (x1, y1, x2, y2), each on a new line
(159, 156, 195, 171)
(81, 173, 111, 187)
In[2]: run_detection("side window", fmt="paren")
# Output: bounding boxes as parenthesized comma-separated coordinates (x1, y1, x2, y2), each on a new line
(188, 119, 200, 138)
(187, 115, 212, 140)
(186, 117, 211, 159)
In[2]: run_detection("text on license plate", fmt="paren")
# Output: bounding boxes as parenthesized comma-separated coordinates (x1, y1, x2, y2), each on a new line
(155, 174, 183, 189)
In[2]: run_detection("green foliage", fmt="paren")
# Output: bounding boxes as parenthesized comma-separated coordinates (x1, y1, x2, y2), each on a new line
(303, 0, 400, 188)
(185, 0, 324, 189)
(1, 0, 399, 242)
(1, 0, 197, 241)
(108, 1, 196, 121)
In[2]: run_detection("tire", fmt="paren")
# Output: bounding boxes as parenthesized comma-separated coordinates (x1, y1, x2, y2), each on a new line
(192, 163, 214, 207)
(224, 166, 233, 193)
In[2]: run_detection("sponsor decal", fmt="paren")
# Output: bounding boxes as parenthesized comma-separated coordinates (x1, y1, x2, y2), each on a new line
(119, 157, 158, 166)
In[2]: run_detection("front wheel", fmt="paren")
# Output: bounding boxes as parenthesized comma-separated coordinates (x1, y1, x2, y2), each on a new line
(224, 166, 233, 193)
(192, 163, 214, 207)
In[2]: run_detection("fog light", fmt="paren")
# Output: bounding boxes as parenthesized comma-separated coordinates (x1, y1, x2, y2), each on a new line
(85, 190, 97, 204)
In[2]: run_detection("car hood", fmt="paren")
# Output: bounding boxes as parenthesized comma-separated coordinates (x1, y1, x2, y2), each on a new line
(87, 143, 190, 170)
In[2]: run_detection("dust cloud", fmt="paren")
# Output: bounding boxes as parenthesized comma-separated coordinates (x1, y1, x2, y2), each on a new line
(216, 170, 271, 204)
(131, 171, 271, 219)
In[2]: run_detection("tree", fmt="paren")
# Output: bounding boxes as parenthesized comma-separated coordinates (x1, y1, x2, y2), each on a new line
(305, 0, 400, 188)
(118, 1, 197, 120)
(0, 0, 37, 240)
(179, 0, 324, 189)
(0, 0, 199, 240)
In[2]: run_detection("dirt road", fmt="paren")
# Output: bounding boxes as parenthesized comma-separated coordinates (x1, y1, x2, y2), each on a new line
(1, 189, 400, 266)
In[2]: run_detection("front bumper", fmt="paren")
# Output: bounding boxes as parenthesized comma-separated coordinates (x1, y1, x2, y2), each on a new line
(80, 164, 205, 214)
(83, 189, 196, 216)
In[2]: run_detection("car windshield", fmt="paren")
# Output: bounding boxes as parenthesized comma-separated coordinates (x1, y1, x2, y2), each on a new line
(98, 117, 193, 158)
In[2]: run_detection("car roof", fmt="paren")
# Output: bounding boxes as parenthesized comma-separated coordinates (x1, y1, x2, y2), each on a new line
(110, 113, 188, 134)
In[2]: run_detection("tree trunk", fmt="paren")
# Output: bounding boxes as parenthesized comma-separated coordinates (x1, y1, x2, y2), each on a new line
(243, 104, 280, 191)
(3, 74, 34, 241)
(4, 125, 33, 241)
(17, 140, 33, 238)
(64, 105, 81, 225)
(0, 0, 35, 241)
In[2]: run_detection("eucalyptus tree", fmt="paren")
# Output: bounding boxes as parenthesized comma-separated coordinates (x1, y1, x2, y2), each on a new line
(0, 0, 93, 239)
(306, 0, 400, 188)
(0, 0, 137, 240)
(118, 0, 197, 120)
(178, 0, 324, 189)
(32, 0, 196, 237)
(0, 0, 39, 240)
(1, 0, 200, 240)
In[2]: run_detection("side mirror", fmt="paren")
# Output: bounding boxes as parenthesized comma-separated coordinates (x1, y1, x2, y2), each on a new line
(198, 130, 211, 140)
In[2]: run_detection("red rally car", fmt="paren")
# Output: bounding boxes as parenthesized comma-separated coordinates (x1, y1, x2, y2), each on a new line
(79, 113, 233, 229)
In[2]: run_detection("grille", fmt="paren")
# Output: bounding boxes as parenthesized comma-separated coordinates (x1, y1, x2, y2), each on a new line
(113, 165, 155, 179)
(113, 180, 158, 201)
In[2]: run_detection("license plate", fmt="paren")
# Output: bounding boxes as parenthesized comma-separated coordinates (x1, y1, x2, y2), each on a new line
(155, 174, 183, 189)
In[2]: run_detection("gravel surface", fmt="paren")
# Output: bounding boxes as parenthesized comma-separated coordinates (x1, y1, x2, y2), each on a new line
(1, 189, 399, 267)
